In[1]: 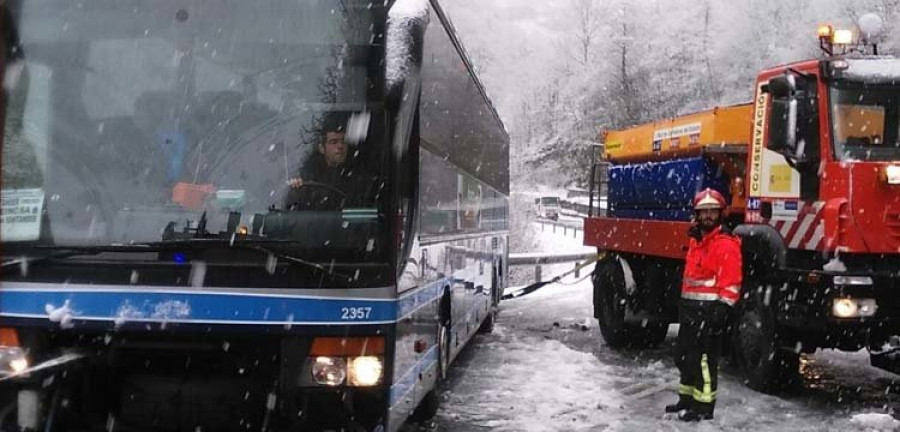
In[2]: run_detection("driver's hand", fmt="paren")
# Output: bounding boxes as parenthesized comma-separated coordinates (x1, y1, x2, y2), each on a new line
(288, 177, 304, 189)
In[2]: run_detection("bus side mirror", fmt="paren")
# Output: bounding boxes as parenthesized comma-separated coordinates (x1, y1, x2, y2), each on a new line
(384, 5, 429, 98)
(384, 4, 429, 162)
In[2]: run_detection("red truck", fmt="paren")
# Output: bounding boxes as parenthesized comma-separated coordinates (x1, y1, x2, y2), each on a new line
(585, 17, 900, 392)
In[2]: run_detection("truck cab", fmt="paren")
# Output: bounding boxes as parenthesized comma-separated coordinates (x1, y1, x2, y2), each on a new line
(752, 55, 900, 258)
(740, 47, 900, 373)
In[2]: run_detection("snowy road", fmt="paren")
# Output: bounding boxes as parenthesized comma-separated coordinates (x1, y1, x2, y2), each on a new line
(407, 224, 900, 432)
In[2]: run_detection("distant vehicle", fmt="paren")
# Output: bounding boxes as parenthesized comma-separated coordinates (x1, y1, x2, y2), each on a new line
(0, 0, 508, 431)
(534, 196, 561, 220)
(585, 16, 900, 394)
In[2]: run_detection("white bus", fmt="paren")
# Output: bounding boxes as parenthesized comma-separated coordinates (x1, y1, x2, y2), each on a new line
(0, 0, 508, 430)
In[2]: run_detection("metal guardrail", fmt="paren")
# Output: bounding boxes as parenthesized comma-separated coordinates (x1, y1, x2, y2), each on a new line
(534, 219, 582, 238)
(508, 251, 596, 265)
(509, 251, 596, 283)
(510, 220, 597, 283)
(560, 200, 591, 217)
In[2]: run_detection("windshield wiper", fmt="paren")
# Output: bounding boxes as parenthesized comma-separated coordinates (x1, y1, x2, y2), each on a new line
(4, 242, 353, 282)
(138, 239, 354, 282)
(1, 244, 156, 271)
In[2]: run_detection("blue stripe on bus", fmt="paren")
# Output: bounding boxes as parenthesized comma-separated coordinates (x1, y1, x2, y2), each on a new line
(0, 275, 451, 325)
(397, 277, 448, 318)
(389, 345, 439, 407)
(0, 290, 396, 325)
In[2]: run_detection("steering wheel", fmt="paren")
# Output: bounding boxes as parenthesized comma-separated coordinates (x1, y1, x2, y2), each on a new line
(282, 181, 347, 211)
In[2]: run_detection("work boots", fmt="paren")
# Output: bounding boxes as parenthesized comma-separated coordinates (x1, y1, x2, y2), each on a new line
(677, 401, 715, 422)
(663, 395, 692, 413)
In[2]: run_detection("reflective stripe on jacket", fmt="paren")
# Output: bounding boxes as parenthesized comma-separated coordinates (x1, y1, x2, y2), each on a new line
(682, 226, 742, 306)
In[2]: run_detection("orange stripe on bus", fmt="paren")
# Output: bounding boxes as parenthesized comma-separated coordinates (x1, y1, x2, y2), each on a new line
(0, 328, 20, 347)
(310, 337, 384, 356)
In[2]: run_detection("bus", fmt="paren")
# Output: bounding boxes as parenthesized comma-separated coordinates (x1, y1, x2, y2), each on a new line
(0, 0, 509, 430)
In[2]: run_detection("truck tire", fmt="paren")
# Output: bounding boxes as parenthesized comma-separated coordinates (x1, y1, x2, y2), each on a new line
(732, 283, 799, 393)
(642, 322, 669, 347)
(593, 256, 667, 349)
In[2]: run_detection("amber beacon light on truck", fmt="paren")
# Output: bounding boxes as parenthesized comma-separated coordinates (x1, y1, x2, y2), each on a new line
(818, 13, 885, 56)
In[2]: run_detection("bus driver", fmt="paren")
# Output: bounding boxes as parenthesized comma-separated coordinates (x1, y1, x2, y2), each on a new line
(284, 114, 376, 210)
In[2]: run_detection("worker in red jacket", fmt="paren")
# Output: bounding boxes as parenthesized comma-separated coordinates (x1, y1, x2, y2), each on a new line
(665, 187, 742, 421)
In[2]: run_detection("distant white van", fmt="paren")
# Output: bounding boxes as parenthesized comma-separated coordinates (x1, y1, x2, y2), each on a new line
(534, 196, 561, 220)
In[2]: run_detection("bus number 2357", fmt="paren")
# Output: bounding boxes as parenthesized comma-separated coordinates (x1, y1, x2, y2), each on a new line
(341, 307, 373, 320)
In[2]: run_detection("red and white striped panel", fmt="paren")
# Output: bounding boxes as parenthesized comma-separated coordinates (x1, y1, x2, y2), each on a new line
(768, 201, 825, 251)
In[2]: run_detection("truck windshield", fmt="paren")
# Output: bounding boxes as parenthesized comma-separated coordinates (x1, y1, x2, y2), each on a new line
(2, 0, 388, 260)
(830, 84, 900, 162)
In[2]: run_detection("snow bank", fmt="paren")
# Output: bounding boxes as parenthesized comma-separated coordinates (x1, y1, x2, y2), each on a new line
(437, 219, 620, 430)
(849, 413, 900, 431)
(440, 334, 621, 431)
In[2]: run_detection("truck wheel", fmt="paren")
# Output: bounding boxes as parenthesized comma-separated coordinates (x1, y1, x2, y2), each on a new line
(594, 257, 627, 347)
(733, 288, 799, 393)
(593, 257, 666, 349)
(642, 322, 669, 347)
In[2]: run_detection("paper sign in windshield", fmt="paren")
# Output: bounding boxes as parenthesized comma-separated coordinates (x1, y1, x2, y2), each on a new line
(1, 189, 45, 241)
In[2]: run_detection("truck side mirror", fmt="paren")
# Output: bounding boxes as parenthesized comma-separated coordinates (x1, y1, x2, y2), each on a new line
(769, 98, 798, 155)
(767, 74, 799, 156)
(768, 74, 796, 99)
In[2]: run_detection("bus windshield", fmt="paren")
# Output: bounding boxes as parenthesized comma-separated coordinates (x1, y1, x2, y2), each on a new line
(830, 84, 900, 162)
(2, 0, 388, 260)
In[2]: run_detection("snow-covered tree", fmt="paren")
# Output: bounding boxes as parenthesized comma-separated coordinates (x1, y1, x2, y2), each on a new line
(447, 0, 900, 190)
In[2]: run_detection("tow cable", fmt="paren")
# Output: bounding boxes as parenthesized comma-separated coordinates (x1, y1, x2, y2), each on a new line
(502, 252, 606, 300)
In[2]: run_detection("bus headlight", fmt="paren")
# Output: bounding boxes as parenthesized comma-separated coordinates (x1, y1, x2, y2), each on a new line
(306, 337, 385, 387)
(311, 357, 346, 386)
(348, 356, 383, 387)
(0, 347, 28, 376)
(833, 298, 877, 318)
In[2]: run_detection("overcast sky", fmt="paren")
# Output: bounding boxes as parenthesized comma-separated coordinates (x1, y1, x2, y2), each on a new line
(441, 0, 859, 131)
(443, 0, 566, 128)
